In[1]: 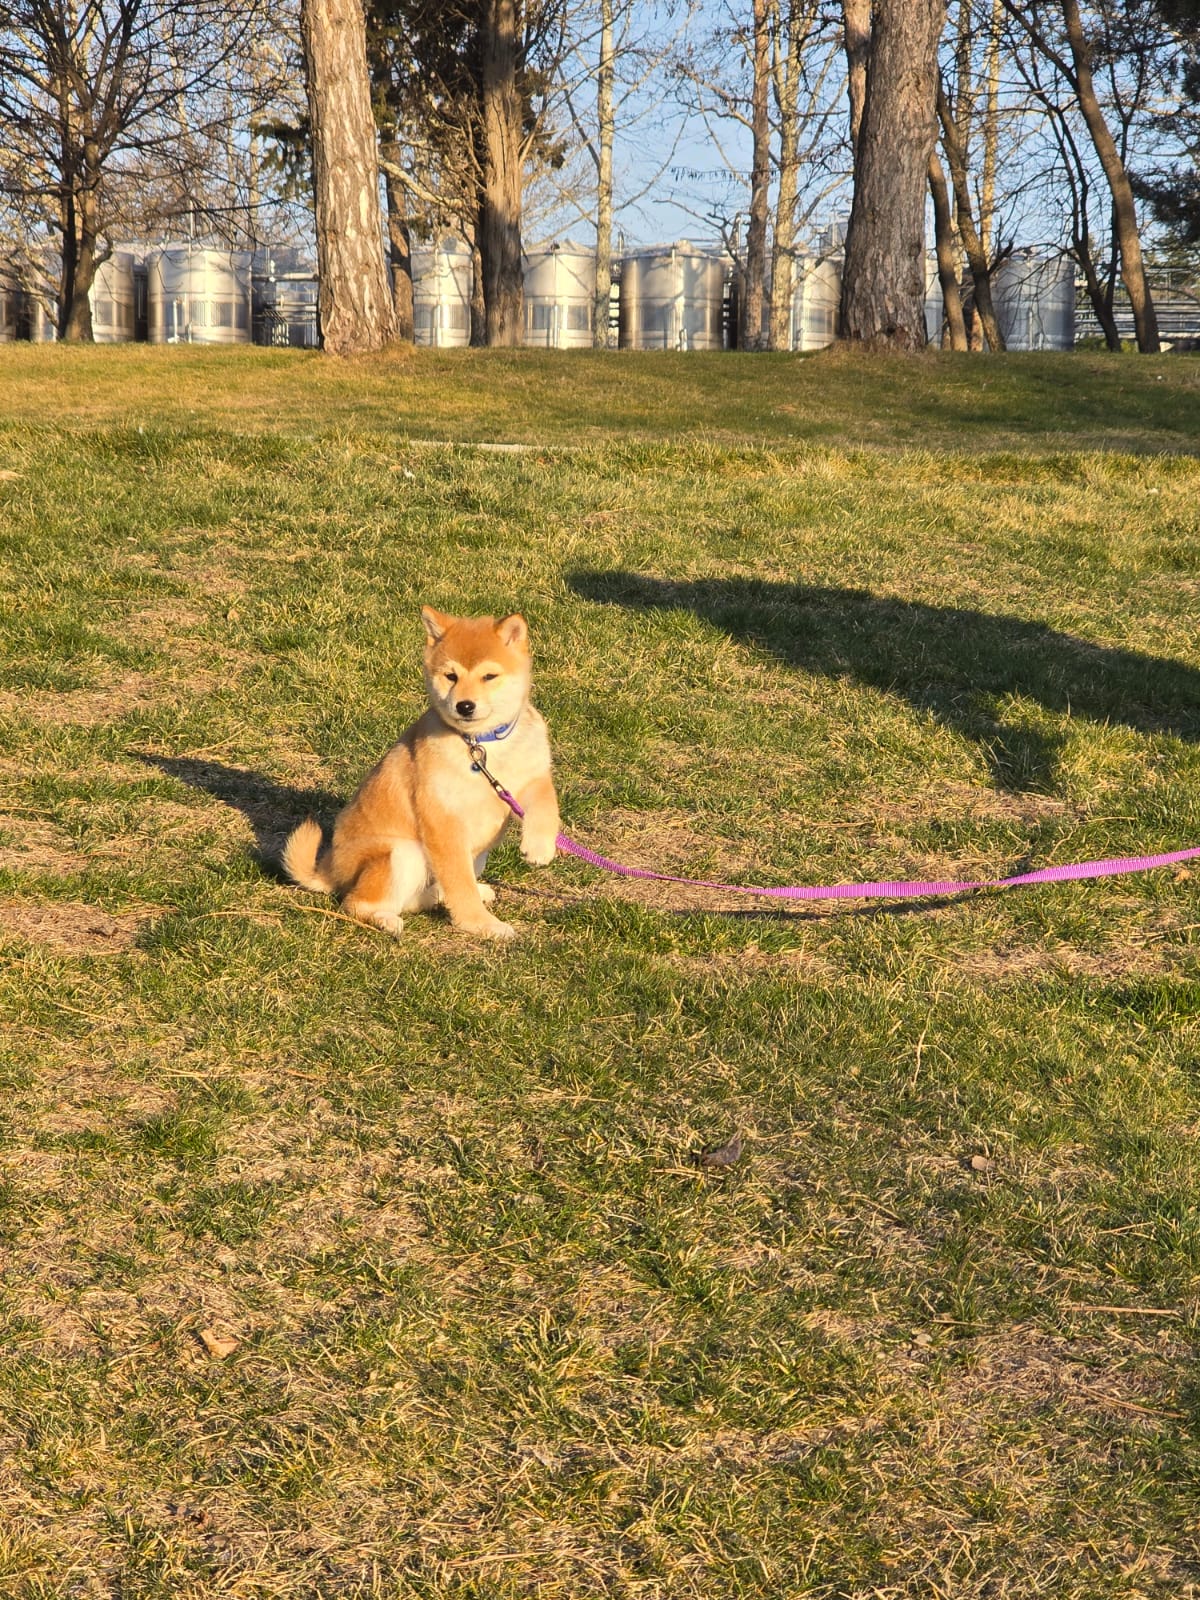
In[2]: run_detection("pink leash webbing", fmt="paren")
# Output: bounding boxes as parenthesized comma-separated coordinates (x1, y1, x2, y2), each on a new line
(496, 787, 1200, 903)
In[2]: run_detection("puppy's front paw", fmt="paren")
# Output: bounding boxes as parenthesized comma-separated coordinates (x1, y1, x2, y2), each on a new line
(477, 881, 497, 905)
(521, 834, 557, 866)
(455, 910, 517, 941)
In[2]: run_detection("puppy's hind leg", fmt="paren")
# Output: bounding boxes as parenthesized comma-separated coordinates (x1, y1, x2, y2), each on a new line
(342, 852, 407, 936)
(392, 840, 440, 912)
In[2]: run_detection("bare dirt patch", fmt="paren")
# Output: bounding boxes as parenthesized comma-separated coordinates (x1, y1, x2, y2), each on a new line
(0, 899, 148, 953)
(0, 815, 86, 875)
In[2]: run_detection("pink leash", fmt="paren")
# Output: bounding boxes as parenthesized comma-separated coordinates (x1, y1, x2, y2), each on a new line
(465, 739, 1200, 903)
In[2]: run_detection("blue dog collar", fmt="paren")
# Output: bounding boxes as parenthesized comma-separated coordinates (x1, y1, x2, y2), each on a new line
(466, 718, 518, 744)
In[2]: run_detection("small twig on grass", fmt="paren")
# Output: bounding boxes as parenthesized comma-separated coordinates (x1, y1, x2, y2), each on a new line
(1078, 1389, 1185, 1420)
(1066, 1304, 1182, 1317)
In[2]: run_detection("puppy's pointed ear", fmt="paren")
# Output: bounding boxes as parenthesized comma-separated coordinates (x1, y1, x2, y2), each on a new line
(421, 606, 451, 644)
(498, 613, 528, 649)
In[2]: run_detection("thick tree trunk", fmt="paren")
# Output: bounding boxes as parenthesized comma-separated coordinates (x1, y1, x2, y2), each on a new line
(928, 151, 968, 349)
(1060, 0, 1159, 352)
(936, 82, 1005, 350)
(381, 138, 414, 343)
(478, 0, 524, 346)
(839, 0, 947, 348)
(741, 0, 771, 350)
(593, 0, 614, 347)
(299, 0, 395, 356)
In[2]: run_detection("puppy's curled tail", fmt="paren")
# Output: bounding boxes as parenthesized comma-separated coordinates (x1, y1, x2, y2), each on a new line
(281, 819, 333, 893)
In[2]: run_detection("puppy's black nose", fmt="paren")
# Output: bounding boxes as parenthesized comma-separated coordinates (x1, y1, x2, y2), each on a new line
(455, 699, 476, 719)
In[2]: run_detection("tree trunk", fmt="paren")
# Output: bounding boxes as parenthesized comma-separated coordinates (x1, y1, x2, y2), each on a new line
(769, 102, 798, 347)
(975, 0, 1002, 347)
(593, 0, 614, 347)
(936, 82, 1005, 350)
(299, 0, 395, 356)
(742, 0, 771, 350)
(842, 0, 871, 157)
(839, 0, 946, 348)
(770, 0, 813, 350)
(478, 0, 524, 346)
(61, 156, 99, 341)
(928, 151, 968, 349)
(381, 137, 414, 343)
(1060, 0, 1159, 352)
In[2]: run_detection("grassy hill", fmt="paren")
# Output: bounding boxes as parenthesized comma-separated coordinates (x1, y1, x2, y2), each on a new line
(1, 344, 1197, 1597)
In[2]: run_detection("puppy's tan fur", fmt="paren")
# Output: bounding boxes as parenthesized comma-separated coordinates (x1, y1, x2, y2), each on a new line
(281, 608, 560, 940)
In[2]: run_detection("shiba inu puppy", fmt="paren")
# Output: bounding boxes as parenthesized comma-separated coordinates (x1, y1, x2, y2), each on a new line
(281, 608, 560, 940)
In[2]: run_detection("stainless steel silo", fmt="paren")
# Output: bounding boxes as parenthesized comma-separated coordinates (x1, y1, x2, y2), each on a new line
(146, 246, 252, 344)
(411, 237, 472, 347)
(617, 244, 725, 350)
(789, 256, 841, 350)
(0, 266, 55, 341)
(89, 250, 137, 343)
(924, 252, 945, 345)
(994, 251, 1075, 350)
(522, 242, 596, 348)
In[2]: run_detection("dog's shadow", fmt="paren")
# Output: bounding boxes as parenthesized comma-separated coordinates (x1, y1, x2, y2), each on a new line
(135, 753, 339, 878)
(568, 572, 1200, 792)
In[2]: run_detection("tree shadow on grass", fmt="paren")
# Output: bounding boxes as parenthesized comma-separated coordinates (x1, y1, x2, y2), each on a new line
(133, 753, 340, 878)
(568, 572, 1200, 792)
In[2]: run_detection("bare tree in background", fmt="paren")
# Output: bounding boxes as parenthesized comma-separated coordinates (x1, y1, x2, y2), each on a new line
(740, 0, 771, 346)
(554, 1, 700, 348)
(1002, 0, 1160, 351)
(768, 0, 840, 349)
(935, 78, 1006, 349)
(366, 0, 568, 347)
(839, 0, 947, 347)
(592, 0, 616, 344)
(928, 148, 969, 345)
(672, 1, 845, 349)
(0, 0, 275, 340)
(300, 0, 396, 354)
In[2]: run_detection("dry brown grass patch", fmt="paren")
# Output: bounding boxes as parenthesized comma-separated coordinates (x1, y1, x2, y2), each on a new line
(0, 899, 148, 952)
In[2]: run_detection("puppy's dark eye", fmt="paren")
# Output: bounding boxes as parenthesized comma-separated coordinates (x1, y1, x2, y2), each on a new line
(482, 673, 498, 682)
(445, 671, 458, 685)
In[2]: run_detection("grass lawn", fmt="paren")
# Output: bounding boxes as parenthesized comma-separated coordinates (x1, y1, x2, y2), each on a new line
(0, 343, 1198, 1598)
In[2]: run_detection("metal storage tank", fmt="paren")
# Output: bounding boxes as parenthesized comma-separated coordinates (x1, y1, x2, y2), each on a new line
(0, 265, 20, 342)
(411, 237, 472, 347)
(89, 250, 137, 343)
(146, 246, 252, 344)
(617, 244, 725, 350)
(924, 252, 945, 345)
(523, 241, 595, 348)
(0, 265, 56, 340)
(252, 247, 319, 347)
(994, 250, 1075, 350)
(789, 256, 841, 350)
